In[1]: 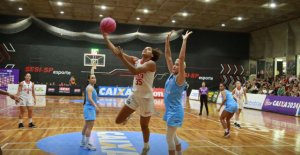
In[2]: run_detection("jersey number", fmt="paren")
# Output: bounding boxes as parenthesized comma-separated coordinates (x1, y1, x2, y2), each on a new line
(135, 74, 144, 85)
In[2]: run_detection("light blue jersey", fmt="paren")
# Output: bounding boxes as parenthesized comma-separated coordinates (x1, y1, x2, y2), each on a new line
(224, 90, 238, 113)
(84, 85, 98, 121)
(163, 74, 187, 127)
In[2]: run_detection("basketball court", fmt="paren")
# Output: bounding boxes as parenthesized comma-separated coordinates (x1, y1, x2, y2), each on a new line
(1, 0, 300, 155)
(0, 96, 299, 155)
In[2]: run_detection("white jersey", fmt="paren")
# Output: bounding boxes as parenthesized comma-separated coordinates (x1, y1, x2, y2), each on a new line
(132, 59, 155, 98)
(20, 81, 33, 100)
(234, 87, 245, 103)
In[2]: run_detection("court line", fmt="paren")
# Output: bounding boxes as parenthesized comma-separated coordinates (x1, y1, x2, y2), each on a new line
(188, 144, 295, 148)
(0, 116, 200, 120)
(6, 142, 36, 144)
(185, 111, 294, 146)
(1, 143, 8, 149)
(206, 140, 239, 155)
(0, 127, 237, 132)
(2, 149, 40, 151)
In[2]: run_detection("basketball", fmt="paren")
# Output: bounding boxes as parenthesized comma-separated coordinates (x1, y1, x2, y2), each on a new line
(99, 17, 116, 34)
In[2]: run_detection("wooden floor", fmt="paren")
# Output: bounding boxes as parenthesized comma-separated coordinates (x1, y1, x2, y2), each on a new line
(0, 95, 299, 155)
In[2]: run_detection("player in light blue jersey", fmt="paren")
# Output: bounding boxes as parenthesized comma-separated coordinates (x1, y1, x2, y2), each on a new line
(218, 83, 238, 138)
(164, 30, 192, 155)
(80, 74, 99, 151)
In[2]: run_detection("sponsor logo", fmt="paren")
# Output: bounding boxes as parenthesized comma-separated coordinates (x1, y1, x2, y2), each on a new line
(74, 89, 81, 93)
(35, 87, 44, 92)
(98, 86, 184, 99)
(59, 87, 70, 93)
(25, 66, 54, 73)
(53, 71, 71, 75)
(99, 87, 132, 97)
(37, 131, 189, 155)
(264, 98, 272, 106)
(153, 88, 164, 98)
(25, 66, 71, 76)
(198, 76, 214, 81)
(269, 101, 300, 109)
(47, 88, 55, 92)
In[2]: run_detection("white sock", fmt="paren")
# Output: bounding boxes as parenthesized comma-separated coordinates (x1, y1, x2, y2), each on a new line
(85, 136, 90, 145)
(144, 142, 149, 148)
(19, 119, 23, 123)
(29, 118, 33, 123)
(225, 128, 229, 132)
(82, 135, 85, 142)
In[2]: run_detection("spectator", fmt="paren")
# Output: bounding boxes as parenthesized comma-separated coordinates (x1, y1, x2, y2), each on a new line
(69, 76, 77, 86)
(246, 74, 299, 97)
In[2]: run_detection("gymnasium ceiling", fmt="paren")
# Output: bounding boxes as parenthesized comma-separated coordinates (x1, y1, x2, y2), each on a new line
(0, 0, 300, 32)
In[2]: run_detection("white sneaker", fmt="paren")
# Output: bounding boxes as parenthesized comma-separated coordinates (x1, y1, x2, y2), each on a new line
(84, 143, 96, 151)
(80, 140, 85, 147)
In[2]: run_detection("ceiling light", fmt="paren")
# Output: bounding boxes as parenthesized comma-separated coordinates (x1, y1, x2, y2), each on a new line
(237, 16, 243, 21)
(182, 12, 188, 17)
(143, 9, 149, 13)
(204, 0, 211, 2)
(270, 2, 277, 8)
(99, 14, 103, 17)
(136, 17, 140, 20)
(172, 20, 176, 23)
(101, 5, 107, 10)
(57, 1, 63, 6)
(18, 7, 23, 11)
(221, 23, 226, 27)
(60, 11, 64, 14)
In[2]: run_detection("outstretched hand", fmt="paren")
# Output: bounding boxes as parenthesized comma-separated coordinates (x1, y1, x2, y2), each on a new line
(182, 30, 193, 40)
(102, 31, 109, 39)
(9, 94, 20, 102)
(166, 30, 174, 40)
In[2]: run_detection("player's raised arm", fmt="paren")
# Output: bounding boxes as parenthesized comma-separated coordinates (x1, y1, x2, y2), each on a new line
(176, 31, 192, 86)
(165, 31, 174, 73)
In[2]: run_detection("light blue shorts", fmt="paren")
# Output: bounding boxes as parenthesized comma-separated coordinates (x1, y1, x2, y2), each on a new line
(83, 106, 96, 121)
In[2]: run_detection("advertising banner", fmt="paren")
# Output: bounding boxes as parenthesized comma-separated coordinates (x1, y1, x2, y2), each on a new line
(7, 84, 47, 96)
(262, 96, 300, 116)
(189, 89, 199, 100)
(34, 85, 47, 96)
(0, 69, 19, 90)
(98, 86, 186, 99)
(98, 86, 132, 97)
(244, 93, 266, 110)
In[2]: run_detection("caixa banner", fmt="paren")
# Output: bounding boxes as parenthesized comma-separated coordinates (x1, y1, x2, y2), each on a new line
(98, 86, 181, 98)
(262, 96, 300, 116)
(98, 86, 132, 98)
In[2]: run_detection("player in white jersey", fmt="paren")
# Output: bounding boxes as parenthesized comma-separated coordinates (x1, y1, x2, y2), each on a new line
(232, 81, 247, 128)
(16, 73, 37, 128)
(103, 32, 162, 154)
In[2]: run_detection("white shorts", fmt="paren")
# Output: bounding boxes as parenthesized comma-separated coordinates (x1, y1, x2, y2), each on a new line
(237, 99, 244, 109)
(125, 94, 154, 117)
(19, 98, 34, 106)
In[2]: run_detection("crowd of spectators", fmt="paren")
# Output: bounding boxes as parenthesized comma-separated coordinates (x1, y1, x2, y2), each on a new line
(244, 75, 300, 97)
